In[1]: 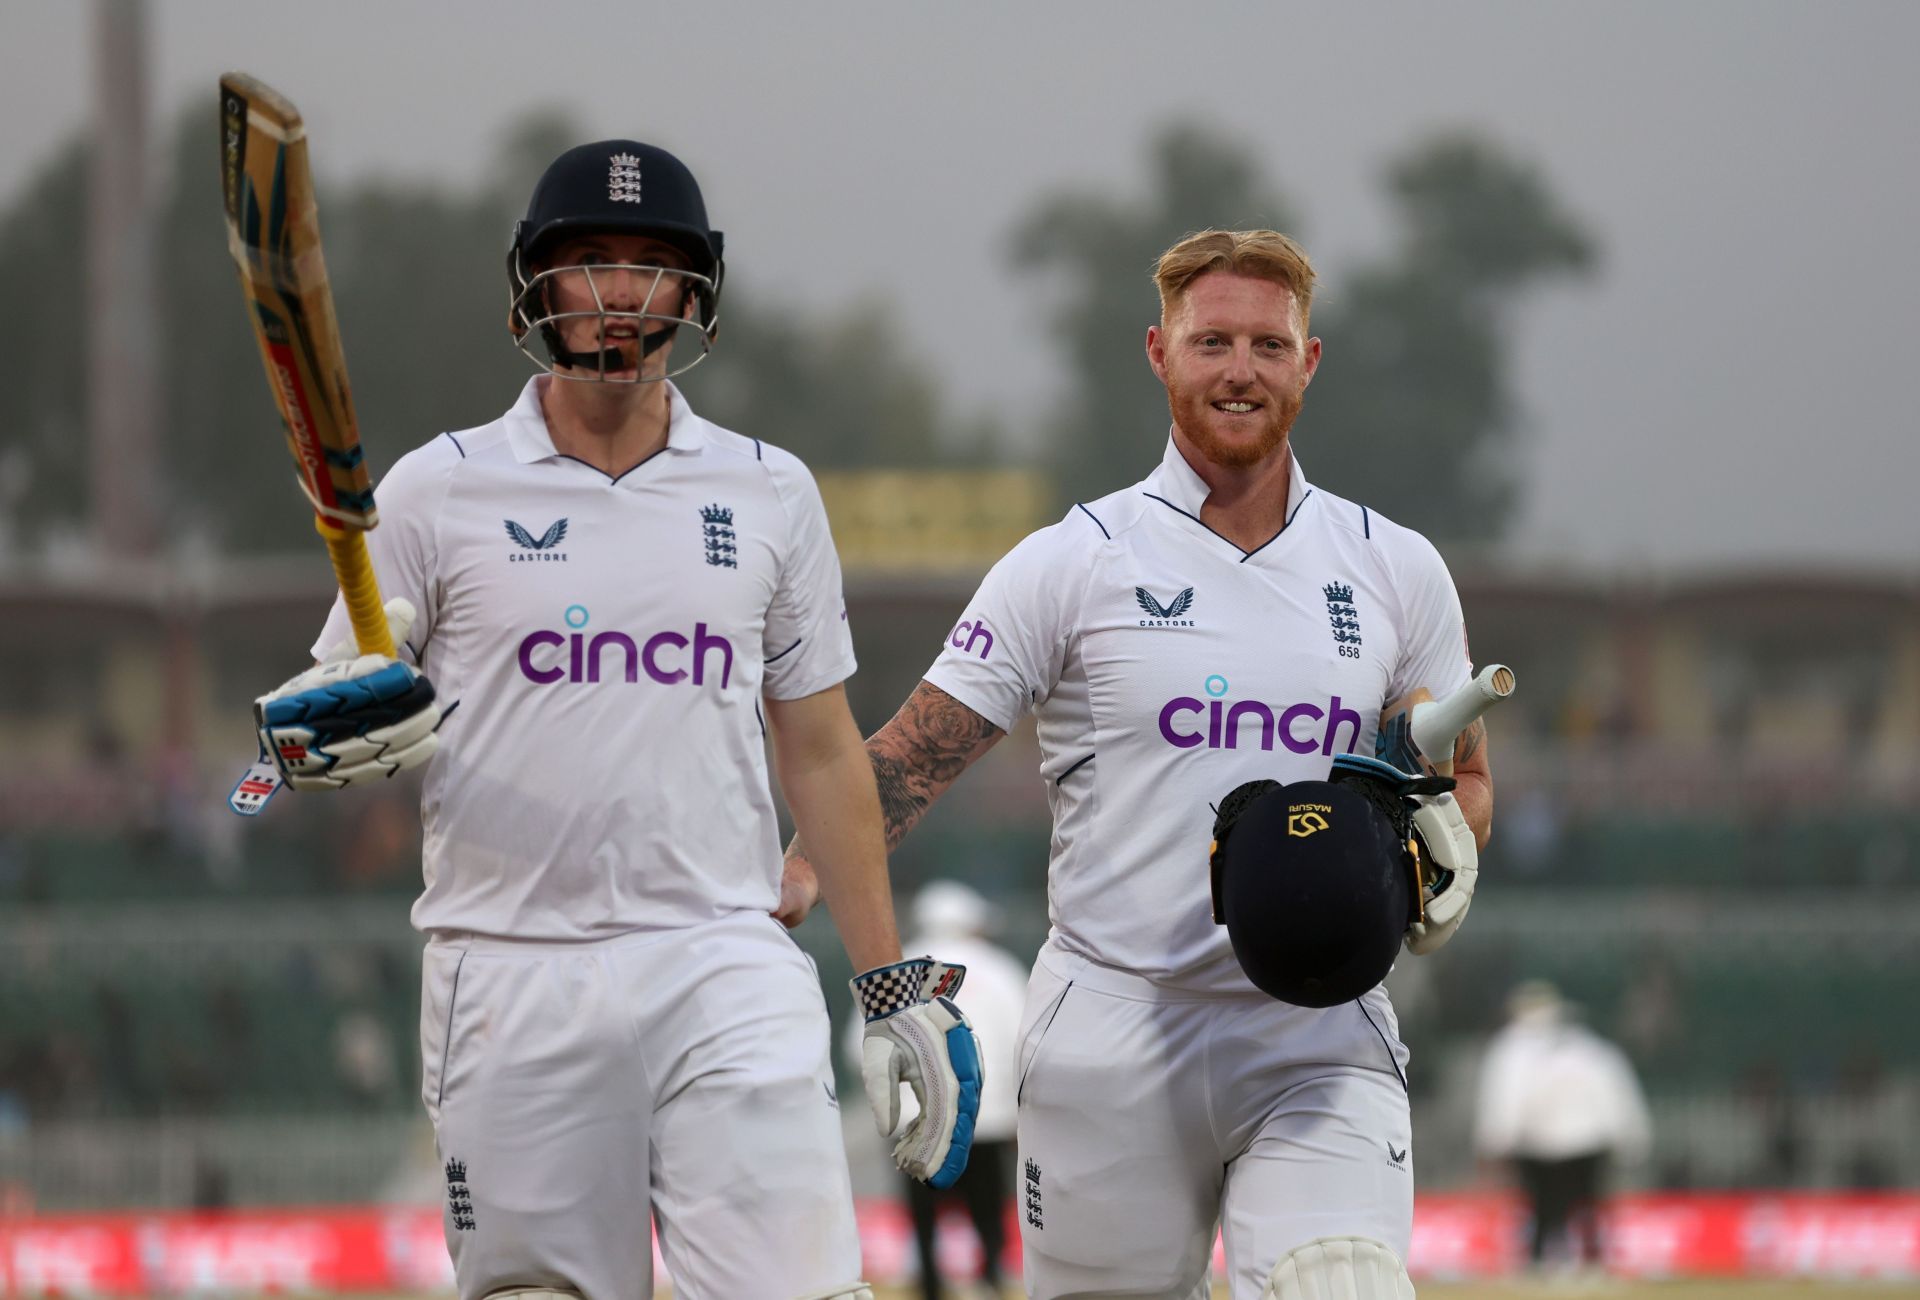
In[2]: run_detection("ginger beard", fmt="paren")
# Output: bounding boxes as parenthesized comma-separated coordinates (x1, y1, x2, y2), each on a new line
(1165, 366, 1305, 470)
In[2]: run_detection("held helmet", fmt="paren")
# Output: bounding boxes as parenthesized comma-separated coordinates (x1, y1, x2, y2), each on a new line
(1208, 755, 1455, 1007)
(505, 140, 725, 382)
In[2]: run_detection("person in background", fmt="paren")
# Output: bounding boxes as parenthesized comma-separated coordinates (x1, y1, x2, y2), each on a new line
(1475, 980, 1652, 1274)
(864, 881, 1026, 1299)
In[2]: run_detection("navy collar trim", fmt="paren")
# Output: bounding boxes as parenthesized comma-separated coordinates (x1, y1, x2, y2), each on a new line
(1141, 488, 1316, 563)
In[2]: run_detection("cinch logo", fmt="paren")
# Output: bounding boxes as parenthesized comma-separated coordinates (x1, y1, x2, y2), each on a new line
(948, 616, 994, 660)
(517, 604, 733, 688)
(1157, 675, 1363, 755)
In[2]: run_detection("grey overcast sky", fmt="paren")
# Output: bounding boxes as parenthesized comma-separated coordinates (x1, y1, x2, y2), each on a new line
(3, 1, 1916, 573)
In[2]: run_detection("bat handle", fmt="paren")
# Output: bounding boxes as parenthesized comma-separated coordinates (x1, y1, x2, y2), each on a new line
(315, 516, 395, 658)
(1409, 663, 1516, 774)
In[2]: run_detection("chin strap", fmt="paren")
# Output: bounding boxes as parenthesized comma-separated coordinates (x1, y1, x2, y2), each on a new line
(541, 320, 681, 373)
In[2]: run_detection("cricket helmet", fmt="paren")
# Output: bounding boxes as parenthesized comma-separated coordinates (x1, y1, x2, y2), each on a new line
(506, 140, 725, 381)
(1209, 755, 1453, 1008)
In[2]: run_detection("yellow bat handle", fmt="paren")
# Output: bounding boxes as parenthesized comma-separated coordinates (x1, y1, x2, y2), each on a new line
(315, 516, 395, 658)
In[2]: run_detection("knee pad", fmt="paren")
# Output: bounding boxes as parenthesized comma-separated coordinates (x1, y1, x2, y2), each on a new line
(1263, 1237, 1415, 1300)
(789, 1286, 873, 1300)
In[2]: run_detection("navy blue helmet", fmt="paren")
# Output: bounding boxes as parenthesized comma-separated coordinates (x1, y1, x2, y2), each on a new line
(1209, 755, 1453, 1008)
(506, 140, 724, 379)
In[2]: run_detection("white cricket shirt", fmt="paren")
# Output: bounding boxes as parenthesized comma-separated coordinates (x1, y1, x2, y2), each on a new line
(314, 378, 855, 940)
(925, 437, 1472, 992)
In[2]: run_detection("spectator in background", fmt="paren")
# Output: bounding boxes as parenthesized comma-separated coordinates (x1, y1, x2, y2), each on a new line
(1736, 1060, 1802, 1188)
(1475, 980, 1651, 1274)
(333, 1008, 399, 1109)
(191, 1155, 231, 1212)
(858, 881, 1025, 1299)
(1498, 786, 1563, 881)
(1616, 947, 1685, 1075)
(339, 790, 421, 890)
(1835, 1049, 1900, 1189)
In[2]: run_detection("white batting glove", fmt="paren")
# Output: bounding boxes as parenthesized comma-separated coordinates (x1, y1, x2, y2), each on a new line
(1404, 791, 1478, 954)
(254, 598, 444, 791)
(851, 957, 983, 1189)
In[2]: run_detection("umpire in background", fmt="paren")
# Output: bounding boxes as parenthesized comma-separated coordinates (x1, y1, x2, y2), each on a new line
(891, 882, 1026, 1298)
(1475, 980, 1652, 1274)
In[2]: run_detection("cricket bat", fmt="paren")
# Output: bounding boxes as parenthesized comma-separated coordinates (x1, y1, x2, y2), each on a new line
(1377, 663, 1516, 778)
(220, 72, 392, 659)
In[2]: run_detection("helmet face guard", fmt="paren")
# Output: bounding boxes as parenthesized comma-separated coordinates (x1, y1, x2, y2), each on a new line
(506, 248, 721, 384)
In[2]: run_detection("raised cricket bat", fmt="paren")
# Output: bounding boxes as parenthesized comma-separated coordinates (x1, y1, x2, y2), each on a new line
(1377, 663, 1516, 778)
(220, 72, 391, 659)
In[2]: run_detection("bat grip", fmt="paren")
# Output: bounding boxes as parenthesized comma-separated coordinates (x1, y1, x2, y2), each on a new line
(315, 516, 394, 658)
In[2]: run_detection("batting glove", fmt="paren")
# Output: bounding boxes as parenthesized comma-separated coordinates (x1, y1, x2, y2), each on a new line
(254, 598, 444, 791)
(852, 957, 983, 1189)
(1404, 790, 1477, 955)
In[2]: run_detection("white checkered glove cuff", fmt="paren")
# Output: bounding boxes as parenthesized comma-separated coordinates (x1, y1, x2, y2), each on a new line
(851, 956, 966, 1022)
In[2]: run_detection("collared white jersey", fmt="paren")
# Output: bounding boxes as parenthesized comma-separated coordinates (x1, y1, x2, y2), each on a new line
(924, 438, 1472, 992)
(314, 378, 855, 940)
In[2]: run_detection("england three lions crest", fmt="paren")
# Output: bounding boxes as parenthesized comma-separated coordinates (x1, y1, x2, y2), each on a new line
(608, 151, 642, 204)
(701, 504, 737, 568)
(1324, 581, 1362, 657)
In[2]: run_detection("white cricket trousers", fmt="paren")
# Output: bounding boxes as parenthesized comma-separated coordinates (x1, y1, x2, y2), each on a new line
(418, 912, 863, 1300)
(1015, 943, 1414, 1300)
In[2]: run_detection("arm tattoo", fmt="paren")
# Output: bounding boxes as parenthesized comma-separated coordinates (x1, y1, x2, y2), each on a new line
(1455, 717, 1486, 766)
(868, 682, 1003, 851)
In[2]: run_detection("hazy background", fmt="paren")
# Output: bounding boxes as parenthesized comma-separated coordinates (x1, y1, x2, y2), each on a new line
(3, 3, 1918, 1286)
(4, 0, 1916, 569)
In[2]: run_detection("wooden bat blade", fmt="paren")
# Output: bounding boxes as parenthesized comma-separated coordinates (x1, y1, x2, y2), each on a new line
(220, 72, 376, 532)
(221, 73, 391, 660)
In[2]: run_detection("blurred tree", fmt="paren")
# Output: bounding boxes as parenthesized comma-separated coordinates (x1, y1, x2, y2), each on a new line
(1010, 123, 1301, 502)
(0, 140, 90, 547)
(0, 106, 985, 555)
(158, 101, 533, 551)
(1013, 125, 1595, 540)
(683, 290, 996, 467)
(1306, 135, 1596, 538)
(484, 107, 581, 222)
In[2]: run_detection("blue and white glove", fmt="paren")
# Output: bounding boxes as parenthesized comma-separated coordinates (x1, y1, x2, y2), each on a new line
(253, 598, 443, 791)
(851, 957, 983, 1189)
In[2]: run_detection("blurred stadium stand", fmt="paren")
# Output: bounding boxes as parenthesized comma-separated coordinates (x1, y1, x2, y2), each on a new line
(3, 548, 1917, 1209)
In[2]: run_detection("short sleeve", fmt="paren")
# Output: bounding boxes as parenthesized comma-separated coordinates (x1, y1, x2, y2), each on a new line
(1384, 530, 1472, 703)
(761, 451, 857, 701)
(922, 523, 1080, 733)
(310, 439, 455, 665)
